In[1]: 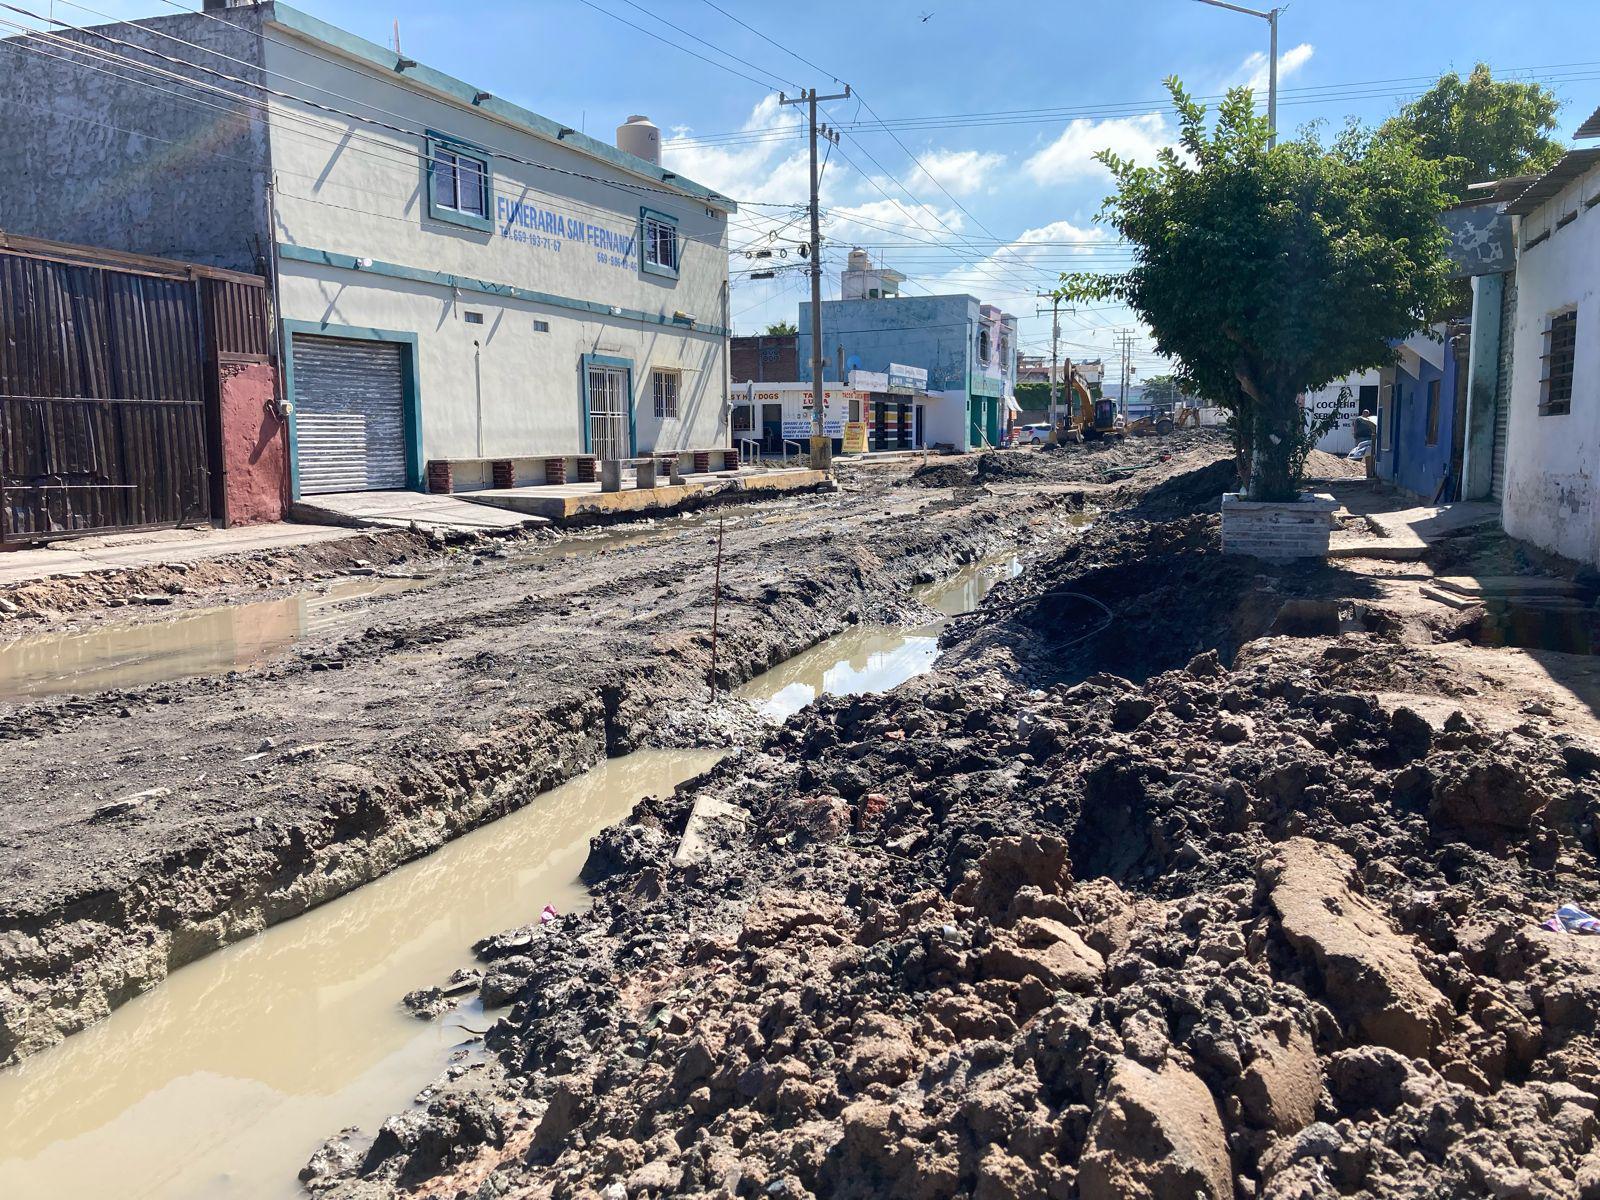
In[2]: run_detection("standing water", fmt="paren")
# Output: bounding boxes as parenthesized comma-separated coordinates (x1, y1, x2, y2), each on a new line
(0, 552, 1020, 1199)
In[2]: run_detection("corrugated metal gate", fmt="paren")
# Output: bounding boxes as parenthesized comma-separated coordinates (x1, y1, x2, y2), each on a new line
(291, 335, 408, 494)
(2, 248, 204, 542)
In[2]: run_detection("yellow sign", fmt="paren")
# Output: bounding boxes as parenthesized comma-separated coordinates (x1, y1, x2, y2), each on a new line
(842, 421, 869, 454)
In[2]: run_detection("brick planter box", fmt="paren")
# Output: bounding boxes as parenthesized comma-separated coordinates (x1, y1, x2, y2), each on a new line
(1221, 492, 1338, 560)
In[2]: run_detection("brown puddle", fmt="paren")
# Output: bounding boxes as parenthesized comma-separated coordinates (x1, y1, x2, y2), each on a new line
(0, 577, 425, 699)
(0, 749, 725, 1200)
(738, 555, 1022, 720)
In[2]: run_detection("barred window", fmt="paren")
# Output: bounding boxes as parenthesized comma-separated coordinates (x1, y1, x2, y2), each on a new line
(1541, 310, 1577, 417)
(652, 370, 680, 418)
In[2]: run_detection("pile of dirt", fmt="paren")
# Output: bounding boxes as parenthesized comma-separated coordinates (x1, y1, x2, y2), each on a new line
(312, 505, 1600, 1199)
(1304, 447, 1368, 482)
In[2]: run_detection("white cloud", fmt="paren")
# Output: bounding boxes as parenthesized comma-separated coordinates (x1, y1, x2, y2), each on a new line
(662, 95, 810, 205)
(924, 219, 1120, 304)
(1022, 114, 1173, 186)
(1238, 42, 1315, 93)
(913, 148, 1007, 196)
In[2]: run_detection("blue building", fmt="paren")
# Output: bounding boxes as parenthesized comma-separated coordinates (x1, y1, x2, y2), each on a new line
(794, 250, 1017, 452)
(1373, 328, 1465, 501)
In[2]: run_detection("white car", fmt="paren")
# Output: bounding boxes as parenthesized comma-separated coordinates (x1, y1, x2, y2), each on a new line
(1017, 422, 1053, 444)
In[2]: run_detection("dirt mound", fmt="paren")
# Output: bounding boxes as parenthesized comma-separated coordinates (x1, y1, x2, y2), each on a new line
(313, 530, 1600, 1198)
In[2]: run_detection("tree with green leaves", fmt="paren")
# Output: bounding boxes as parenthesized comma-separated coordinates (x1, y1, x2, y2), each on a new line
(764, 320, 797, 336)
(1062, 80, 1453, 501)
(1381, 64, 1564, 201)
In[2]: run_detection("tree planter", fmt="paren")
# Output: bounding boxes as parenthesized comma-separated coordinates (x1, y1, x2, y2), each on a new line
(1221, 492, 1338, 560)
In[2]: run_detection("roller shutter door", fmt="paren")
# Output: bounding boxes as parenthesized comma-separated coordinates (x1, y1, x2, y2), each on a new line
(292, 335, 407, 494)
(1491, 276, 1516, 503)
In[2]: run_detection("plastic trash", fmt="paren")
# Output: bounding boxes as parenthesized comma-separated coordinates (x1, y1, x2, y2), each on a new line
(1557, 903, 1600, 934)
(539, 903, 559, 925)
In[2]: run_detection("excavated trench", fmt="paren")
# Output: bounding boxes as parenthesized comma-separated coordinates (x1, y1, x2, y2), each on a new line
(0, 548, 1034, 1200)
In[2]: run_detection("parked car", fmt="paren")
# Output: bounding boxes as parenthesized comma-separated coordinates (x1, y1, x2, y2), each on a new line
(1017, 422, 1053, 444)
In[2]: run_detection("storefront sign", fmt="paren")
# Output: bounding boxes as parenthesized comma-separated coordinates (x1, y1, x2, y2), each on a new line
(849, 370, 889, 393)
(888, 363, 927, 393)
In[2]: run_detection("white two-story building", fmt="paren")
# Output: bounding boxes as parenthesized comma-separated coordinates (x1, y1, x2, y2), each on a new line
(0, 0, 735, 496)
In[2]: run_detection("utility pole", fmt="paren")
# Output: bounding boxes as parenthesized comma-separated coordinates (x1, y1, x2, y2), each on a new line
(780, 84, 850, 470)
(1194, 0, 1280, 147)
(1035, 292, 1070, 435)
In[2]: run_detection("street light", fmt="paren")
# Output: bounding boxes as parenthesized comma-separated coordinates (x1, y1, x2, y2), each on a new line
(1194, 0, 1281, 148)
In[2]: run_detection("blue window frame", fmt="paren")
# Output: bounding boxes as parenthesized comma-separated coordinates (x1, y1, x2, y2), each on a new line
(640, 207, 680, 279)
(426, 131, 492, 232)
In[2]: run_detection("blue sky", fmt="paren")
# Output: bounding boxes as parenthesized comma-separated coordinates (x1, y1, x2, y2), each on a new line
(26, 0, 1600, 376)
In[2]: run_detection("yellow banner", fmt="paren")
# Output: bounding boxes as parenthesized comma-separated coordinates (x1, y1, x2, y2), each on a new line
(842, 422, 869, 454)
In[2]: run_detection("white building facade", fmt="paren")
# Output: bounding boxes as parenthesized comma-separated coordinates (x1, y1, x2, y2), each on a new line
(0, 2, 735, 497)
(1500, 130, 1600, 568)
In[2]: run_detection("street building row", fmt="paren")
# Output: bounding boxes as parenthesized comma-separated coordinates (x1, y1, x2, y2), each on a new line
(1311, 104, 1599, 568)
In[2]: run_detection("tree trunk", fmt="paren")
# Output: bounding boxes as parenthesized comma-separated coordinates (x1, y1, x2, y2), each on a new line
(1245, 390, 1304, 503)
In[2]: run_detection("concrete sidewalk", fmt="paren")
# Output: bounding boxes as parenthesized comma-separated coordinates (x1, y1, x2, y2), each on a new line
(1326, 483, 1500, 561)
(462, 467, 828, 522)
(288, 490, 548, 535)
(0, 522, 356, 589)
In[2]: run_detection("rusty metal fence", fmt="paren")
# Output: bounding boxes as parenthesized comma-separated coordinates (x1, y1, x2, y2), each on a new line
(0, 237, 271, 544)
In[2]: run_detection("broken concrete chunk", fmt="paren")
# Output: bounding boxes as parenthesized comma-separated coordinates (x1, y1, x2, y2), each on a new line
(1238, 1025, 1320, 1134)
(90, 787, 171, 822)
(1262, 838, 1451, 1057)
(1078, 1058, 1232, 1200)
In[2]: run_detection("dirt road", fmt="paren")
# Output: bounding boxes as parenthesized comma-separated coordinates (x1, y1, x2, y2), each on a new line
(0, 449, 1129, 1067)
(304, 448, 1600, 1200)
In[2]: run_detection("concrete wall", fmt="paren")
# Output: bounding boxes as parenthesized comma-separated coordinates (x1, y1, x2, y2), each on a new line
(0, 13, 270, 272)
(1503, 162, 1600, 567)
(219, 361, 290, 525)
(262, 11, 730, 484)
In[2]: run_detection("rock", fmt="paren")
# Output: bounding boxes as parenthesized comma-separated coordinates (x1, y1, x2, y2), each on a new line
(1078, 1058, 1232, 1200)
(91, 787, 171, 822)
(0, 596, 19, 614)
(300, 1126, 370, 1189)
(1388, 706, 1434, 760)
(955, 833, 1074, 923)
(1239, 1025, 1320, 1134)
(1111, 696, 1158, 731)
(1262, 838, 1451, 1057)
(1185, 650, 1229, 678)
(1430, 757, 1547, 836)
(1212, 714, 1254, 744)
(1325, 1045, 1417, 1115)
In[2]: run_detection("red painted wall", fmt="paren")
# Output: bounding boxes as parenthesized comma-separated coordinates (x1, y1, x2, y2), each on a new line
(219, 361, 289, 526)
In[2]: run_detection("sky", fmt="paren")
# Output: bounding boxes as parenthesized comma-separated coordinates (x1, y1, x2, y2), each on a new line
(19, 0, 1600, 380)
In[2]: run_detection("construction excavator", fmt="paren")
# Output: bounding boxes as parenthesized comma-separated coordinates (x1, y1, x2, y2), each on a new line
(1053, 372, 1121, 442)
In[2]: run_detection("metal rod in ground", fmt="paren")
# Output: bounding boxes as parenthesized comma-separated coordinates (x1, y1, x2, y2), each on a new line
(708, 512, 725, 700)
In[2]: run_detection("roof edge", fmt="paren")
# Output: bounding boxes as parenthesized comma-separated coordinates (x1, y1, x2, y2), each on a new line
(266, 3, 735, 212)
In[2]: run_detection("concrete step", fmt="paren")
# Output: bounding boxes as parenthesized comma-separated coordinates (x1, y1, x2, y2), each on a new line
(289, 491, 548, 535)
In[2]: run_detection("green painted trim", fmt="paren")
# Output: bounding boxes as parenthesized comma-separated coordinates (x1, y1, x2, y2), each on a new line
(267, 3, 735, 213)
(425, 129, 493, 233)
(277, 243, 729, 337)
(282, 319, 424, 499)
(639, 206, 680, 281)
(580, 353, 636, 458)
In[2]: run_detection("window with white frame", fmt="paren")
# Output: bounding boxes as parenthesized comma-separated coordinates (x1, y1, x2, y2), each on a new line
(427, 133, 491, 229)
(652, 369, 680, 418)
(1541, 309, 1577, 417)
(641, 209, 680, 278)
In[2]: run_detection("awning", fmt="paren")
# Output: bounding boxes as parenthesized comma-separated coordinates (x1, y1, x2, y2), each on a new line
(1004, 396, 1021, 414)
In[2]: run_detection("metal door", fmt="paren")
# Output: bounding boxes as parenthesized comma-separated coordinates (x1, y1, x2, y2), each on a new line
(587, 365, 629, 461)
(292, 336, 407, 494)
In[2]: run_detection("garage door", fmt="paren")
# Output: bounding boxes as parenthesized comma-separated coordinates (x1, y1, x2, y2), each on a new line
(292, 335, 408, 494)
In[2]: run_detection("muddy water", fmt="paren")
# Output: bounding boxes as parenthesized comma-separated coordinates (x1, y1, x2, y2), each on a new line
(740, 555, 1022, 721)
(0, 577, 423, 700)
(0, 548, 1015, 1200)
(0, 750, 724, 1200)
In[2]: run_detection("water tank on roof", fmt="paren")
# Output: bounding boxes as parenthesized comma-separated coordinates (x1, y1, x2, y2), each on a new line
(847, 247, 871, 272)
(616, 115, 661, 165)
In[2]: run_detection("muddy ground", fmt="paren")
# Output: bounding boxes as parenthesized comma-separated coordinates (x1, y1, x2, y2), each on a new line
(0, 446, 1147, 1068)
(307, 446, 1600, 1199)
